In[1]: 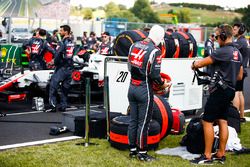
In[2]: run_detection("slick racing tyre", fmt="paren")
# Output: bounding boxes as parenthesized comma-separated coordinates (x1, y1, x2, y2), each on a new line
(164, 31, 197, 58)
(113, 30, 148, 57)
(152, 95, 173, 140)
(109, 116, 161, 150)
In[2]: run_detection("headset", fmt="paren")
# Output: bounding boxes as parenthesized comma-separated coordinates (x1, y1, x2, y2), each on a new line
(219, 25, 227, 41)
(233, 23, 246, 35)
(238, 23, 246, 35)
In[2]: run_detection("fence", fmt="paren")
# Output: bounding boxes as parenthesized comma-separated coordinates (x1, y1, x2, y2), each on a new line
(1, 16, 234, 59)
(0, 16, 217, 42)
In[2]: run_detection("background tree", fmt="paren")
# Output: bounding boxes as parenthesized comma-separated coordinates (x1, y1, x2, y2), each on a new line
(118, 10, 141, 22)
(104, 2, 120, 18)
(118, 4, 127, 10)
(232, 17, 242, 24)
(177, 9, 191, 23)
(105, 2, 141, 22)
(241, 5, 250, 31)
(130, 0, 160, 23)
(83, 8, 93, 20)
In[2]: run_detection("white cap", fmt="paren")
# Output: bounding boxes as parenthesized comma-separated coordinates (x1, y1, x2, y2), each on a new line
(148, 25, 165, 45)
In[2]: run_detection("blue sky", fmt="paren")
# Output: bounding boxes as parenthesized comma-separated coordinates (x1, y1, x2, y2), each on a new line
(70, 0, 250, 9)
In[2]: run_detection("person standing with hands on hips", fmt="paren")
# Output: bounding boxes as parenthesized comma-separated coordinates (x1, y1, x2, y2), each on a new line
(127, 25, 170, 162)
(190, 24, 243, 165)
(46, 25, 75, 112)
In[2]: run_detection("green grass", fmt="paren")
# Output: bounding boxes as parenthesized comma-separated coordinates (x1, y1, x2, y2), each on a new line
(155, 5, 242, 24)
(0, 122, 249, 167)
(245, 112, 250, 117)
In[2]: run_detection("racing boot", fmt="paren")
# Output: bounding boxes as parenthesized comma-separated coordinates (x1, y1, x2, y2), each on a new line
(129, 147, 137, 158)
(137, 151, 156, 162)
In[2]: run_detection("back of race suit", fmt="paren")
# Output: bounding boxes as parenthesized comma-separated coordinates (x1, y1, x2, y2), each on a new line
(127, 39, 164, 150)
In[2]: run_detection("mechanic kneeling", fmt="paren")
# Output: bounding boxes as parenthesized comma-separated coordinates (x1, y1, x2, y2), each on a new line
(46, 25, 76, 112)
(190, 24, 243, 165)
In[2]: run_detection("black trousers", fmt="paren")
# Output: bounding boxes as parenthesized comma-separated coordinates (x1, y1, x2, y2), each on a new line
(49, 67, 72, 109)
(127, 81, 153, 151)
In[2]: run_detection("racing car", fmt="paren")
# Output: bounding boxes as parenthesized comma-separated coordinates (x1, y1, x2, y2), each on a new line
(0, 48, 106, 104)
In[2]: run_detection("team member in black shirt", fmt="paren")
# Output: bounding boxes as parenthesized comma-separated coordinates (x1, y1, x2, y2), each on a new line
(97, 32, 113, 55)
(232, 23, 249, 123)
(204, 33, 216, 58)
(190, 24, 243, 165)
(204, 33, 216, 75)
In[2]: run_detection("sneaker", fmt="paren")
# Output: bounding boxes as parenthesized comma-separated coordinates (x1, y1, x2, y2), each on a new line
(240, 118, 246, 123)
(137, 152, 155, 162)
(129, 147, 137, 158)
(45, 107, 56, 112)
(190, 154, 213, 165)
(212, 154, 226, 164)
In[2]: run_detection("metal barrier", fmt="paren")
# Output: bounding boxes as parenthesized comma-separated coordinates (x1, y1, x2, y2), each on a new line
(104, 76, 110, 140)
(84, 78, 91, 147)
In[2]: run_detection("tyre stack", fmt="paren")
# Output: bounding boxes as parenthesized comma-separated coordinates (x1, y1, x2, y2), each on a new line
(113, 30, 197, 58)
(109, 95, 173, 150)
(164, 31, 197, 58)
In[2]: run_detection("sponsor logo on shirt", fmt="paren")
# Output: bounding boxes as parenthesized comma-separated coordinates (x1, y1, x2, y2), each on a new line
(66, 46, 74, 58)
(31, 41, 41, 54)
(129, 48, 147, 68)
(101, 47, 109, 54)
(233, 51, 239, 61)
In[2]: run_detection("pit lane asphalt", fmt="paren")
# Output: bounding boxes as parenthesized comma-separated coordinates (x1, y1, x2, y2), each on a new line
(0, 98, 104, 148)
(0, 68, 249, 149)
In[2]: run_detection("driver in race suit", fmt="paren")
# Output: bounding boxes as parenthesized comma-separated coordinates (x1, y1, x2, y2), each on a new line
(127, 25, 169, 162)
(23, 29, 56, 70)
(46, 25, 75, 112)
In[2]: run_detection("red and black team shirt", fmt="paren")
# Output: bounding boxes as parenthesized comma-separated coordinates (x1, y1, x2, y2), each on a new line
(128, 40, 164, 86)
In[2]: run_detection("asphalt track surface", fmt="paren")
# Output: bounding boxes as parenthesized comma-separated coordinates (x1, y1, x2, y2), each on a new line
(0, 68, 249, 149)
(0, 99, 103, 147)
(2, 0, 21, 17)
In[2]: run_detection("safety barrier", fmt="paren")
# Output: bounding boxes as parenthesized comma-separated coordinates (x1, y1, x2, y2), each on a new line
(104, 56, 203, 114)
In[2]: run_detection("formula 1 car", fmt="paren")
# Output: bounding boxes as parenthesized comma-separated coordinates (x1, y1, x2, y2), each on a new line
(0, 69, 53, 103)
(0, 49, 106, 103)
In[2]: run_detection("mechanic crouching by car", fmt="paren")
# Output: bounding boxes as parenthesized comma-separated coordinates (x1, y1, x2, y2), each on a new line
(190, 24, 243, 165)
(46, 25, 75, 112)
(23, 29, 56, 70)
(127, 25, 170, 162)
